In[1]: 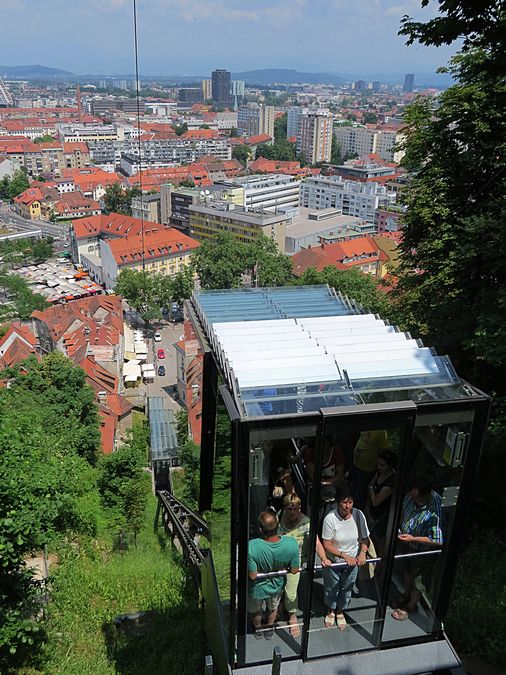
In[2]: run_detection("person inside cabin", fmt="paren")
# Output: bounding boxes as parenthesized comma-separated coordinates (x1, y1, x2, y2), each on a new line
(321, 485, 370, 630)
(367, 449, 397, 558)
(278, 493, 331, 637)
(304, 434, 347, 522)
(352, 430, 391, 510)
(391, 477, 443, 621)
(248, 511, 299, 639)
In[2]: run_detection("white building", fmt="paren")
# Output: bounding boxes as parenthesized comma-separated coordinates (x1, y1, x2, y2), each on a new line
(237, 104, 274, 139)
(217, 174, 300, 213)
(284, 207, 372, 254)
(333, 126, 405, 163)
(299, 175, 395, 223)
(58, 124, 120, 143)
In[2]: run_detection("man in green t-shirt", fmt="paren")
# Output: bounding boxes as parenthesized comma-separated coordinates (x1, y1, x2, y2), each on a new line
(248, 511, 299, 639)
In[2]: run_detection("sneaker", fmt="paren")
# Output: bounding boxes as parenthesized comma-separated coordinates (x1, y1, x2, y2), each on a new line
(264, 625, 275, 640)
(253, 629, 263, 640)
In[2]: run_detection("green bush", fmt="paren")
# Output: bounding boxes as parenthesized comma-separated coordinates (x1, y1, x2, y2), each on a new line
(446, 528, 506, 669)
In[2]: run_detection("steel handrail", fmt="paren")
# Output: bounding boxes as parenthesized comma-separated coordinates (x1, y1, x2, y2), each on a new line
(254, 548, 442, 580)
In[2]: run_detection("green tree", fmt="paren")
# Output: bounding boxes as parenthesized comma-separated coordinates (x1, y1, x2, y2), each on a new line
(31, 238, 53, 262)
(232, 145, 250, 164)
(192, 231, 246, 290)
(246, 236, 293, 287)
(103, 183, 141, 216)
(123, 477, 148, 547)
(33, 134, 56, 144)
(115, 268, 160, 323)
(5, 169, 29, 200)
(362, 112, 377, 124)
(274, 113, 288, 141)
(178, 179, 195, 188)
(393, 0, 506, 395)
(170, 265, 194, 303)
(173, 122, 188, 136)
(0, 354, 101, 667)
(178, 438, 200, 509)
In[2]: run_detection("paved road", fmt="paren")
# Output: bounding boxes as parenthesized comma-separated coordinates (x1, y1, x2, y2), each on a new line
(143, 319, 185, 414)
(0, 201, 71, 241)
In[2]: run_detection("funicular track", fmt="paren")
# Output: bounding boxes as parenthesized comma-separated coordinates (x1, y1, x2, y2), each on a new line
(156, 490, 210, 581)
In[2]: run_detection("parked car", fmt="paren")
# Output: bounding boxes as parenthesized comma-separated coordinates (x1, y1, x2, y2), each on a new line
(157, 348, 166, 359)
(157, 365, 166, 377)
(154, 331, 162, 342)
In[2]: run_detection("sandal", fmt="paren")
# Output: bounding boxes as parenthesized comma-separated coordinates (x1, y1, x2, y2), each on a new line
(324, 612, 335, 628)
(336, 614, 347, 631)
(289, 617, 301, 638)
(391, 608, 409, 621)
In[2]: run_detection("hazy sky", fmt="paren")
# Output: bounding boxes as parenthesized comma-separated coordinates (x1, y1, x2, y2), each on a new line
(0, 0, 458, 76)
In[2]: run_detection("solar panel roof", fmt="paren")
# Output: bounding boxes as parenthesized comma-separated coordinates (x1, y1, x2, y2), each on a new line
(192, 286, 472, 417)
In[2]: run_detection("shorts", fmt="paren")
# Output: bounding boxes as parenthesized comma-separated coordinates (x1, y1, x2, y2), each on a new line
(248, 592, 282, 614)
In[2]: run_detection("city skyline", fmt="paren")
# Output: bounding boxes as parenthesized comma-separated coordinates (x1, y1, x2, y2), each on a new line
(0, 0, 460, 77)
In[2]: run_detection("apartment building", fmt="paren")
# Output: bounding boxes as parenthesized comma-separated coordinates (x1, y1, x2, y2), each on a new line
(189, 202, 289, 252)
(287, 106, 308, 138)
(202, 79, 212, 101)
(296, 112, 333, 165)
(212, 69, 231, 105)
(300, 175, 394, 223)
(100, 227, 199, 290)
(216, 174, 300, 213)
(131, 193, 161, 224)
(237, 103, 274, 139)
(334, 126, 405, 163)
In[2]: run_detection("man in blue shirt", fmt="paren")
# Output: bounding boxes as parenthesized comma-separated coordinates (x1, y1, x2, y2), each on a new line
(248, 511, 299, 639)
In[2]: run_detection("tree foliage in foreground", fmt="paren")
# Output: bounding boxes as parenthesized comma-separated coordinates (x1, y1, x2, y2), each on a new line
(393, 0, 506, 396)
(0, 353, 101, 667)
(102, 184, 141, 216)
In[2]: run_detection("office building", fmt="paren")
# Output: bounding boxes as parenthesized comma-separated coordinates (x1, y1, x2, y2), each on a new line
(284, 207, 371, 254)
(372, 81, 381, 92)
(355, 80, 367, 91)
(201, 79, 212, 101)
(179, 88, 204, 103)
(403, 73, 415, 93)
(131, 193, 162, 223)
(217, 173, 300, 213)
(296, 112, 333, 164)
(212, 69, 231, 105)
(333, 126, 405, 163)
(300, 174, 394, 223)
(237, 103, 274, 139)
(189, 201, 289, 251)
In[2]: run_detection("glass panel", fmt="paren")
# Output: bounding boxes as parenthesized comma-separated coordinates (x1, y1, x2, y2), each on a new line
(244, 420, 318, 664)
(382, 413, 473, 643)
(307, 421, 404, 658)
(208, 392, 233, 641)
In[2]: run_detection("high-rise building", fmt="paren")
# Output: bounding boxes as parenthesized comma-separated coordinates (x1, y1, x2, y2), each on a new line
(403, 73, 415, 93)
(372, 81, 381, 92)
(212, 69, 231, 105)
(296, 112, 333, 165)
(231, 80, 245, 97)
(237, 103, 274, 138)
(202, 79, 212, 101)
(355, 80, 367, 91)
(287, 106, 309, 139)
(0, 77, 14, 107)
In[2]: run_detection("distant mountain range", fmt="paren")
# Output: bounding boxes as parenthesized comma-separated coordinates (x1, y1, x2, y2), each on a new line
(0, 64, 453, 88)
(0, 64, 73, 78)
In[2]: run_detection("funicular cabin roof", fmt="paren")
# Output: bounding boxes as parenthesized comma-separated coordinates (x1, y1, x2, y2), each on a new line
(191, 285, 473, 418)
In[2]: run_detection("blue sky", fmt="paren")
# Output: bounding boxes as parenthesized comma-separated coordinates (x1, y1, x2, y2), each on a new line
(0, 0, 458, 76)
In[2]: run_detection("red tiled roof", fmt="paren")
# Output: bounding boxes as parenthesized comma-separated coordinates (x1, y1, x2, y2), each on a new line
(71, 212, 146, 240)
(291, 237, 387, 277)
(105, 226, 199, 265)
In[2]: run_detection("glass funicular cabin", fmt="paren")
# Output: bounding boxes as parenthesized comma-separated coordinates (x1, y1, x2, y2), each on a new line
(184, 285, 489, 674)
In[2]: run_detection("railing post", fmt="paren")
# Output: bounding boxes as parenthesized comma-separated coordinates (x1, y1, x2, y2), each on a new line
(271, 646, 282, 675)
(204, 654, 214, 674)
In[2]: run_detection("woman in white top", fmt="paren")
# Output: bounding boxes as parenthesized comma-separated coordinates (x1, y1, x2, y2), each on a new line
(321, 484, 370, 630)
